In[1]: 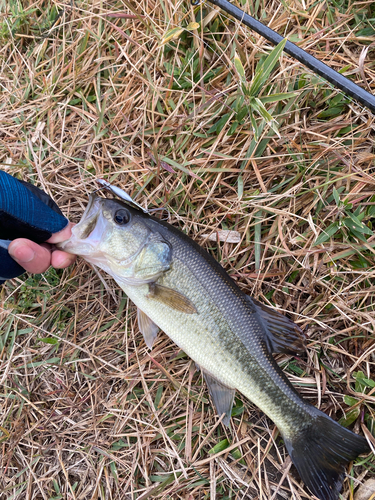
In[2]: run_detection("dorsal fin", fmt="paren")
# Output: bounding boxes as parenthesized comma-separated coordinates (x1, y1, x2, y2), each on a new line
(247, 296, 306, 355)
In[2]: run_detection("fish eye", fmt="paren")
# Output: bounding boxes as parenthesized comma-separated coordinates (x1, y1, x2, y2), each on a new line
(114, 209, 130, 225)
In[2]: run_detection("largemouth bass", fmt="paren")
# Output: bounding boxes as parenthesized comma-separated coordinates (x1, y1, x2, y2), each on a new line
(59, 193, 369, 500)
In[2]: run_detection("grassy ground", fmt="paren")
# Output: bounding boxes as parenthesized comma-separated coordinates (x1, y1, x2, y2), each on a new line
(1, 0, 375, 498)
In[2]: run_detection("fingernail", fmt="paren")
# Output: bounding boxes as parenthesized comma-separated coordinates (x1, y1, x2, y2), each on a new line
(58, 258, 71, 268)
(10, 243, 35, 263)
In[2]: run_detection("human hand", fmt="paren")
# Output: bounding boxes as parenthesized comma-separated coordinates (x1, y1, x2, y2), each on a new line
(0, 171, 75, 283)
(8, 223, 76, 274)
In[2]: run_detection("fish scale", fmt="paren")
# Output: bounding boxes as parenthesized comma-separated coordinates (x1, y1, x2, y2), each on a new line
(59, 193, 370, 500)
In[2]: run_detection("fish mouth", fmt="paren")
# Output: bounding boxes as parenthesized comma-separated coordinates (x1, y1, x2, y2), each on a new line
(81, 192, 101, 221)
(77, 193, 104, 242)
(58, 193, 107, 255)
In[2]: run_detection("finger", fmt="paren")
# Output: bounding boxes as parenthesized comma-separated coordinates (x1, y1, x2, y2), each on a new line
(47, 221, 75, 244)
(9, 239, 52, 274)
(51, 250, 76, 269)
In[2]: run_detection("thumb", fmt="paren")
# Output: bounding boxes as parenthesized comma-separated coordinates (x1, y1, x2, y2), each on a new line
(8, 239, 52, 274)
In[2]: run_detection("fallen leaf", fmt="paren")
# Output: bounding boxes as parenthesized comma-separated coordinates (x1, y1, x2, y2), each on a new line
(160, 27, 184, 46)
(202, 230, 242, 244)
(354, 478, 375, 500)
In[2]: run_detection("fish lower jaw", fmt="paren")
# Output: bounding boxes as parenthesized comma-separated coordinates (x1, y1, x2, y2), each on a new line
(58, 240, 98, 256)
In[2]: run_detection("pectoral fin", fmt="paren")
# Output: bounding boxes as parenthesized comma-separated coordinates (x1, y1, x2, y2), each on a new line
(137, 307, 159, 349)
(147, 283, 197, 314)
(249, 296, 306, 355)
(202, 371, 235, 427)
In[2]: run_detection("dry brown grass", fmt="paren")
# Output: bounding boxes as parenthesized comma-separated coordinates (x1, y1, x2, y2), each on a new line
(1, 0, 375, 498)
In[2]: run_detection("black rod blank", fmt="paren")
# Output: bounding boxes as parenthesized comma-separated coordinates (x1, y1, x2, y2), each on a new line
(204, 0, 375, 114)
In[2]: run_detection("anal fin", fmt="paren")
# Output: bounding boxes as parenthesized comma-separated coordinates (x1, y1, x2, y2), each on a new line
(248, 296, 306, 355)
(137, 307, 159, 349)
(202, 370, 235, 427)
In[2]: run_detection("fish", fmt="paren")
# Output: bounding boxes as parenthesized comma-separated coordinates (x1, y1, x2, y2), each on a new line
(59, 192, 370, 500)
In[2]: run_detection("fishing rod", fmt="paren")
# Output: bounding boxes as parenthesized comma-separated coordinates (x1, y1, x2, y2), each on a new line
(193, 0, 375, 114)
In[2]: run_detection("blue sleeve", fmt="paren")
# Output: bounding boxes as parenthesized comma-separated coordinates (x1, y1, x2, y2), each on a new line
(0, 171, 68, 283)
(0, 240, 24, 283)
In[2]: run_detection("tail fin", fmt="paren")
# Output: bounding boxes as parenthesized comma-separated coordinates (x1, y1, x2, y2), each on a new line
(284, 409, 370, 500)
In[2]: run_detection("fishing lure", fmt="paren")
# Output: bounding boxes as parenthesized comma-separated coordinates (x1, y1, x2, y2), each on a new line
(96, 179, 149, 214)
